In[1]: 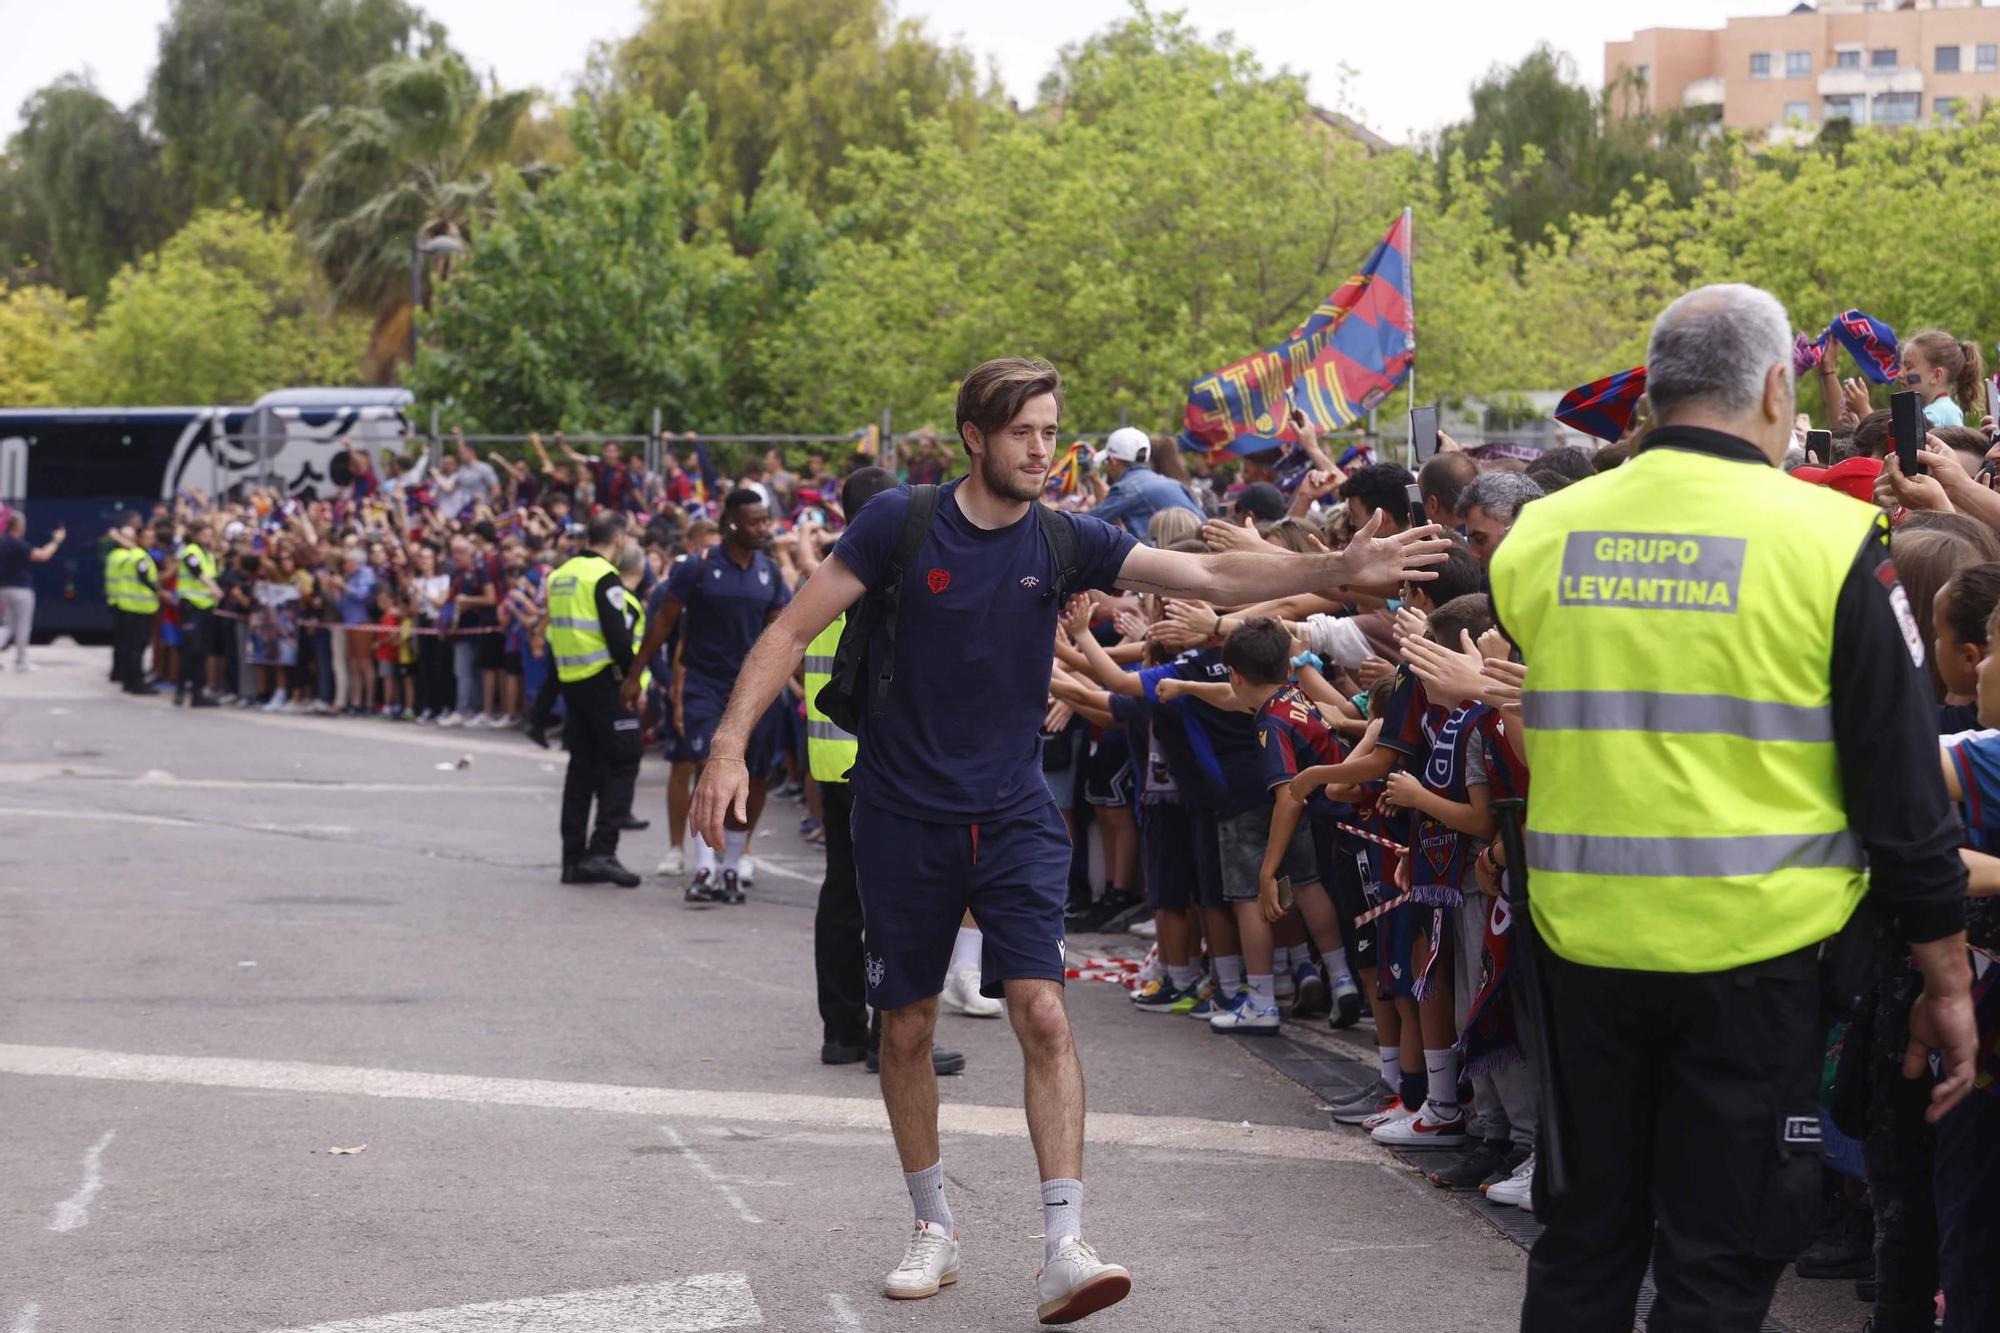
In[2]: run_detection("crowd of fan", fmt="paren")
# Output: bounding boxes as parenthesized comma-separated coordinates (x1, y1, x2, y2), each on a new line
(75, 326, 2000, 1327)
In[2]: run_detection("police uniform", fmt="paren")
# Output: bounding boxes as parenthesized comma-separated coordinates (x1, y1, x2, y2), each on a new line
(805, 616, 869, 1056)
(1490, 425, 1967, 1332)
(176, 541, 218, 705)
(106, 544, 158, 693)
(546, 548, 642, 882)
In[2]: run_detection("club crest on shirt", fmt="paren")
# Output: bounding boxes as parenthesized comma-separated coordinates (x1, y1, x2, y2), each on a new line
(1020, 576, 1041, 590)
(926, 567, 952, 594)
(757, 569, 770, 586)
(865, 954, 885, 989)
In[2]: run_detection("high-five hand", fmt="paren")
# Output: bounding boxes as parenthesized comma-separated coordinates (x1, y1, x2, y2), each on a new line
(1339, 511, 1454, 590)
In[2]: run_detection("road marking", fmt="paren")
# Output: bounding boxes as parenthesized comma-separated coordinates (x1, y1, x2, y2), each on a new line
(660, 1125, 763, 1224)
(10, 1304, 38, 1333)
(0, 806, 352, 838)
(741, 858, 816, 884)
(48, 1129, 114, 1233)
(0, 1043, 1386, 1164)
(260, 1271, 763, 1332)
(826, 1293, 864, 1331)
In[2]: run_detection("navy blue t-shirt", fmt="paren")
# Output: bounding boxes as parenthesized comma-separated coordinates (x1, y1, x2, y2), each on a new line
(831, 482, 1135, 820)
(665, 545, 791, 684)
(1134, 649, 1268, 818)
(0, 537, 32, 588)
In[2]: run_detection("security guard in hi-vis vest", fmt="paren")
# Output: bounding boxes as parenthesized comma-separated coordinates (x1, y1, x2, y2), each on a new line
(175, 519, 223, 707)
(106, 515, 159, 695)
(1489, 284, 1977, 1333)
(545, 512, 645, 888)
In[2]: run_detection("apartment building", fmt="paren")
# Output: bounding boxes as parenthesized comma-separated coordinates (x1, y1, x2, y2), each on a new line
(1607, 0, 2000, 133)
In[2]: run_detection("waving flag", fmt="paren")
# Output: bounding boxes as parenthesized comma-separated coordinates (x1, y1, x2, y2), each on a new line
(1179, 210, 1415, 453)
(1555, 366, 1647, 442)
(1824, 309, 1902, 383)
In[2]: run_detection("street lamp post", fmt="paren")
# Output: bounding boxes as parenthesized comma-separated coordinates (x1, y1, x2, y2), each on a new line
(408, 231, 471, 365)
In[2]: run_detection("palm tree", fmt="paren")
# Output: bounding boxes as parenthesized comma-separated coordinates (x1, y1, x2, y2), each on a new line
(293, 53, 532, 381)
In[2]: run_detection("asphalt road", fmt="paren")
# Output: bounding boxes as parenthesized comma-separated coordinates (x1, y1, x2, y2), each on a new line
(0, 646, 1855, 1333)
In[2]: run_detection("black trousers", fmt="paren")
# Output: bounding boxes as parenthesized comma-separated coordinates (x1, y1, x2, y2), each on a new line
(813, 781, 869, 1047)
(557, 669, 640, 864)
(179, 606, 212, 691)
(530, 666, 560, 732)
(1521, 946, 1821, 1333)
(112, 611, 148, 689)
(416, 632, 453, 716)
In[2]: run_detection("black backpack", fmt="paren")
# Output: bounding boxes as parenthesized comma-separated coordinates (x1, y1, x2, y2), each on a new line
(815, 485, 1081, 733)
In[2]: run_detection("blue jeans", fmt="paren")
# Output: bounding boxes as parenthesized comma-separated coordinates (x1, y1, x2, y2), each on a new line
(453, 638, 480, 716)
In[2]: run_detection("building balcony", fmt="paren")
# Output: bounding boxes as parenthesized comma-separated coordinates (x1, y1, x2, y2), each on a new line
(1818, 66, 1925, 97)
(1682, 77, 1726, 108)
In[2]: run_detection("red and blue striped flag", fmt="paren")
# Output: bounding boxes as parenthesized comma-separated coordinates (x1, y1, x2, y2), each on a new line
(1554, 366, 1646, 442)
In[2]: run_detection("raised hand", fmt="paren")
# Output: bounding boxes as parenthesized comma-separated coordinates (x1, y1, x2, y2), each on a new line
(1338, 511, 1454, 591)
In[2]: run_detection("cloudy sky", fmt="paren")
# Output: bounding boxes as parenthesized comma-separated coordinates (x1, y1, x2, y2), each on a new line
(2, 0, 1765, 145)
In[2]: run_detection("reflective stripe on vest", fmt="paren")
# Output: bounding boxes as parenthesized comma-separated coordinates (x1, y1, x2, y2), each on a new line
(125, 551, 158, 614)
(803, 615, 857, 783)
(1488, 443, 1880, 973)
(105, 548, 133, 612)
(546, 554, 619, 683)
(179, 544, 218, 608)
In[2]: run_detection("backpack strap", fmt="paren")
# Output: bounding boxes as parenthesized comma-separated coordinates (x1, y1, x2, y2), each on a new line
(1035, 503, 1081, 605)
(867, 484, 940, 718)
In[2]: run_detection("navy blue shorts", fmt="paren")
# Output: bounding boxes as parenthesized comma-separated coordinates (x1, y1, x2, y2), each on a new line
(669, 672, 788, 767)
(851, 798, 1072, 1011)
(1139, 803, 1220, 911)
(1315, 822, 1375, 975)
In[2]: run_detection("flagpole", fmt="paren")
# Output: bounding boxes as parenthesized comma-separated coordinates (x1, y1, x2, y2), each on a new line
(1405, 206, 1416, 467)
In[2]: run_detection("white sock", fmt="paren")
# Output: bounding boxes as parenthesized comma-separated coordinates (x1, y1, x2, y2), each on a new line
(722, 828, 747, 872)
(1166, 962, 1199, 991)
(1325, 949, 1355, 989)
(948, 926, 982, 976)
(1247, 973, 1276, 1008)
(1379, 1046, 1400, 1089)
(905, 1161, 953, 1233)
(1424, 1049, 1461, 1114)
(1041, 1178, 1083, 1262)
(694, 837, 718, 873)
(1271, 945, 1291, 973)
(1214, 954, 1244, 994)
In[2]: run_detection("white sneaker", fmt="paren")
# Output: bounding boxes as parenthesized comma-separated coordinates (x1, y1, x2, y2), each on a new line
(1360, 1101, 1415, 1133)
(438, 713, 464, 728)
(1272, 969, 1296, 1002)
(940, 967, 1003, 1018)
(1486, 1152, 1535, 1208)
(656, 847, 686, 878)
(883, 1221, 959, 1300)
(483, 714, 509, 729)
(1370, 1099, 1468, 1150)
(1207, 993, 1281, 1034)
(737, 855, 756, 886)
(1035, 1237, 1131, 1324)
(262, 689, 288, 712)
(1128, 916, 1157, 939)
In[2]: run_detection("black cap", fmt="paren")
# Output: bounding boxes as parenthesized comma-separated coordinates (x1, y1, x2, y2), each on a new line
(1233, 482, 1287, 523)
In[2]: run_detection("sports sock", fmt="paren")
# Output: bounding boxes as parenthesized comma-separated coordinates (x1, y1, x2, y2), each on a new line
(1214, 954, 1244, 995)
(1326, 950, 1356, 989)
(948, 925, 982, 977)
(1247, 973, 1276, 1009)
(1166, 962, 1199, 991)
(694, 836, 718, 873)
(904, 1161, 953, 1234)
(1424, 1049, 1461, 1115)
(1271, 945, 1291, 973)
(1378, 1045, 1400, 1090)
(1041, 1178, 1084, 1262)
(722, 828, 747, 873)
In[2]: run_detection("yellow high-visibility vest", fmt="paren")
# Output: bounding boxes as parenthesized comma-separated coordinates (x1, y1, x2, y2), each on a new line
(547, 553, 620, 683)
(178, 543, 218, 609)
(104, 547, 134, 613)
(1489, 441, 1880, 972)
(804, 615, 857, 783)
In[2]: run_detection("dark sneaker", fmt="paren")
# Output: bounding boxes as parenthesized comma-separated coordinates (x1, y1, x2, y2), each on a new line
(821, 1040, 868, 1066)
(1291, 964, 1329, 1018)
(718, 868, 746, 904)
(1481, 1146, 1531, 1192)
(1795, 1194, 1874, 1280)
(574, 854, 640, 888)
(685, 868, 718, 905)
(1329, 972, 1364, 1029)
(1129, 979, 1185, 1012)
(1066, 890, 1141, 933)
(608, 813, 650, 831)
(865, 1046, 966, 1075)
(1429, 1139, 1513, 1191)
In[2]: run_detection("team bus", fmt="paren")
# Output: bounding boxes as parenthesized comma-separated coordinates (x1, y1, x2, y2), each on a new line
(0, 387, 413, 642)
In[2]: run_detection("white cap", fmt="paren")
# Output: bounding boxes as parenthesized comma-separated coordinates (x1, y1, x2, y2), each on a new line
(222, 521, 247, 543)
(1100, 427, 1151, 465)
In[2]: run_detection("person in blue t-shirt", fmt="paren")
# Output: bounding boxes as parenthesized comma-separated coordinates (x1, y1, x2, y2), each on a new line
(625, 489, 791, 904)
(1085, 427, 1200, 538)
(690, 357, 1451, 1324)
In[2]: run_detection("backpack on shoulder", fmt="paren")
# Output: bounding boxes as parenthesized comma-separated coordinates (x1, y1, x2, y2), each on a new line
(814, 485, 1080, 733)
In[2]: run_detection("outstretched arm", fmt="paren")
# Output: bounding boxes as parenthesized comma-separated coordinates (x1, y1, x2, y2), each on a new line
(691, 556, 865, 844)
(1114, 510, 1450, 602)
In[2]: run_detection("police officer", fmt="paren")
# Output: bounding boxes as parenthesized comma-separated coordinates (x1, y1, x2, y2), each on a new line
(176, 519, 222, 707)
(805, 466, 965, 1075)
(106, 517, 158, 695)
(1489, 283, 1978, 1332)
(546, 511, 644, 888)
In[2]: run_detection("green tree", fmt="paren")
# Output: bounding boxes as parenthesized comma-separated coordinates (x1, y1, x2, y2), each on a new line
(762, 8, 1398, 433)
(292, 52, 535, 378)
(596, 0, 992, 213)
(68, 206, 366, 405)
(409, 99, 822, 432)
(3, 76, 174, 300)
(0, 285, 89, 405)
(148, 0, 447, 218)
